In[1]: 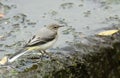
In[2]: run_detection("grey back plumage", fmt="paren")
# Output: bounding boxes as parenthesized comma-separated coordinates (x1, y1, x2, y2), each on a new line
(24, 27, 57, 47)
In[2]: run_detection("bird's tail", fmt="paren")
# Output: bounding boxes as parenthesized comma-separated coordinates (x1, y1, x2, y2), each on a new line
(8, 46, 40, 63)
(8, 48, 29, 63)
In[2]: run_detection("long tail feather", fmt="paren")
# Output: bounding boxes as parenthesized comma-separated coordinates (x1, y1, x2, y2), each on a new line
(8, 48, 29, 63)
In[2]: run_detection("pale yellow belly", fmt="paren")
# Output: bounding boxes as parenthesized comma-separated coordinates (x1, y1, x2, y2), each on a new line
(38, 38, 57, 50)
(27, 37, 58, 51)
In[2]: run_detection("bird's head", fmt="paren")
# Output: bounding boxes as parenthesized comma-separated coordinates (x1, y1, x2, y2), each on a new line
(47, 24, 64, 31)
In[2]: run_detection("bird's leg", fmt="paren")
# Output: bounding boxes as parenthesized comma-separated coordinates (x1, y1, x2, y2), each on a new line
(38, 50, 45, 60)
(38, 50, 44, 55)
(38, 50, 51, 59)
(42, 50, 63, 65)
(42, 50, 53, 59)
(39, 50, 60, 63)
(42, 50, 48, 55)
(42, 50, 63, 66)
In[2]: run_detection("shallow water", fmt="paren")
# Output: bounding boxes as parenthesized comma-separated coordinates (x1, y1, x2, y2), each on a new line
(0, 0, 120, 58)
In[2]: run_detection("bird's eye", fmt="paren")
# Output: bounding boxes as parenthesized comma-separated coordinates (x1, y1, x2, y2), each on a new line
(54, 27, 57, 28)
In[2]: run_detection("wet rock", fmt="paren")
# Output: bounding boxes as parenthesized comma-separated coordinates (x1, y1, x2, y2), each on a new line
(8, 29, 120, 78)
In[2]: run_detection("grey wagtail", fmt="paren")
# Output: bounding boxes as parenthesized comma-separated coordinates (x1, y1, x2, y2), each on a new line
(0, 24, 63, 65)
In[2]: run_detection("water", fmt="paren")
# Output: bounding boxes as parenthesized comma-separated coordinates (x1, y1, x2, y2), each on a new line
(0, 0, 120, 61)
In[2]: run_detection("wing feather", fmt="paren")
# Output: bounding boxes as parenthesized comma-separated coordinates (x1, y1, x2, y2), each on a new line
(24, 32, 57, 47)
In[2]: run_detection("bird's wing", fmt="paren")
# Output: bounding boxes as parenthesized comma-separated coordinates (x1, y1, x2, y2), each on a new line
(24, 32, 57, 47)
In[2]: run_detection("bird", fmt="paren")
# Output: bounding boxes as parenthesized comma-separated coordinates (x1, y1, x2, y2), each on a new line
(0, 24, 63, 65)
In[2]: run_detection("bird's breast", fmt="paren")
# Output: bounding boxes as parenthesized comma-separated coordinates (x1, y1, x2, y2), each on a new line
(38, 36, 58, 50)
